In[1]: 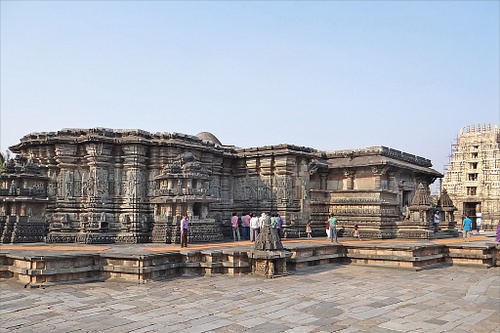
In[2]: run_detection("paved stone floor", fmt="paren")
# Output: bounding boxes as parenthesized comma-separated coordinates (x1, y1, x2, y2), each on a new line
(1, 264, 499, 333)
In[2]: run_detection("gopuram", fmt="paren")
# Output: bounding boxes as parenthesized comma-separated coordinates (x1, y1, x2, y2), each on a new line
(0, 128, 444, 244)
(442, 124, 500, 230)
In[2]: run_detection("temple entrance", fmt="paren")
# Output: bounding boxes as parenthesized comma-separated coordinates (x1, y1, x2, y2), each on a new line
(193, 202, 201, 217)
(463, 202, 479, 229)
(402, 190, 412, 207)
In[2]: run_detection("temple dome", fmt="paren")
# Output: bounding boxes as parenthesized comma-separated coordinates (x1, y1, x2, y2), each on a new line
(196, 132, 222, 145)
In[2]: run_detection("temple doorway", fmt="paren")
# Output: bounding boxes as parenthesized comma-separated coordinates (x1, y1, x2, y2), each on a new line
(463, 202, 479, 229)
(193, 202, 201, 217)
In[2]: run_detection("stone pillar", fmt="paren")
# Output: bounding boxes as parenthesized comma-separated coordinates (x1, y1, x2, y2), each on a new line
(122, 144, 149, 236)
(54, 144, 78, 199)
(372, 167, 387, 190)
(319, 171, 328, 190)
(388, 171, 397, 192)
(84, 143, 112, 202)
(344, 170, 355, 190)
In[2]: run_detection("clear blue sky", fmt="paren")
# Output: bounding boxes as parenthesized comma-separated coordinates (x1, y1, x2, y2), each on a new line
(1, 0, 499, 174)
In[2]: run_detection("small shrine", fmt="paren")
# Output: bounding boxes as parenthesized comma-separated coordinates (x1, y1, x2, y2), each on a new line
(437, 189, 459, 236)
(396, 183, 434, 239)
(396, 183, 459, 239)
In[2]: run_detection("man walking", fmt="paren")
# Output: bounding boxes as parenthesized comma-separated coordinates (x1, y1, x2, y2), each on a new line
(462, 215, 472, 242)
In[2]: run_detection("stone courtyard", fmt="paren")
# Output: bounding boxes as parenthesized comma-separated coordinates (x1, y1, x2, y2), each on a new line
(1, 264, 499, 333)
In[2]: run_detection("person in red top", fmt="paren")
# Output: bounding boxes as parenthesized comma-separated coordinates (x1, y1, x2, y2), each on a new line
(231, 213, 241, 241)
(242, 213, 251, 240)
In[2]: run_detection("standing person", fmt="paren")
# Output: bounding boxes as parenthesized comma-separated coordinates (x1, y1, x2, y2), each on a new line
(306, 222, 312, 238)
(495, 221, 500, 242)
(270, 214, 277, 229)
(240, 213, 246, 240)
(275, 214, 283, 240)
(180, 215, 189, 248)
(353, 224, 361, 240)
(258, 212, 271, 230)
(476, 212, 482, 234)
(328, 213, 338, 243)
(243, 212, 251, 240)
(250, 213, 260, 241)
(231, 212, 240, 241)
(462, 215, 472, 242)
(433, 210, 441, 233)
(259, 212, 267, 230)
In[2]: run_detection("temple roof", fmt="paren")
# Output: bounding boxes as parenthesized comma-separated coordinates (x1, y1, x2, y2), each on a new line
(196, 132, 222, 146)
(439, 189, 457, 211)
(326, 154, 442, 177)
(409, 183, 432, 210)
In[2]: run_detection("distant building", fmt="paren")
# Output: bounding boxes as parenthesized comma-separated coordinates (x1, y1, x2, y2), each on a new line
(1, 128, 442, 243)
(442, 124, 500, 230)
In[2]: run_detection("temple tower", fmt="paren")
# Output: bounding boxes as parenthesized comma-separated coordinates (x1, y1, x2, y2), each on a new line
(442, 124, 500, 230)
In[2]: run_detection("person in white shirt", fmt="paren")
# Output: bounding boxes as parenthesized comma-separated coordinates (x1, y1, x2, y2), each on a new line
(180, 215, 189, 248)
(250, 213, 260, 241)
(433, 211, 441, 233)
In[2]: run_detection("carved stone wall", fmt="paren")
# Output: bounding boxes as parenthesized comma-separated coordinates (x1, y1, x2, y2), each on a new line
(3, 128, 444, 243)
(0, 155, 48, 243)
(7, 129, 233, 243)
(308, 148, 441, 239)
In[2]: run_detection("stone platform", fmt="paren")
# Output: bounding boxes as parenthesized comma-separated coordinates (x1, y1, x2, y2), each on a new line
(0, 233, 498, 288)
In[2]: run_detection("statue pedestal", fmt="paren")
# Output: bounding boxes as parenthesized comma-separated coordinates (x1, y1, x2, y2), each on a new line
(248, 224, 291, 278)
(247, 249, 291, 278)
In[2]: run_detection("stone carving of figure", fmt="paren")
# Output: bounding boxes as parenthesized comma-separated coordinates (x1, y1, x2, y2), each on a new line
(137, 171, 146, 199)
(402, 205, 410, 220)
(209, 177, 221, 197)
(234, 178, 245, 200)
(89, 175, 95, 197)
(308, 158, 328, 175)
(9, 180, 17, 195)
(65, 177, 73, 198)
(248, 178, 257, 200)
(96, 171, 108, 196)
(148, 170, 159, 196)
(128, 172, 137, 198)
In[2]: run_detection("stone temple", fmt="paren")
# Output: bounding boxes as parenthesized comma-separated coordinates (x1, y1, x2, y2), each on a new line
(0, 128, 445, 244)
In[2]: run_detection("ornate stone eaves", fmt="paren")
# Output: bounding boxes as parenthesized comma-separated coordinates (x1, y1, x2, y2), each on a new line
(9, 128, 230, 154)
(237, 144, 317, 158)
(325, 146, 433, 168)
